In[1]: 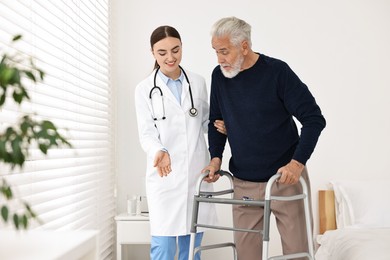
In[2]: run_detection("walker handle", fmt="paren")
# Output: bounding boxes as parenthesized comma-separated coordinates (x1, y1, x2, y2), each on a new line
(265, 172, 309, 200)
(195, 170, 234, 196)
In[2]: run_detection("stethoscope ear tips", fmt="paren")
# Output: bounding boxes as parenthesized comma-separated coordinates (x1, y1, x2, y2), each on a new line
(153, 117, 166, 121)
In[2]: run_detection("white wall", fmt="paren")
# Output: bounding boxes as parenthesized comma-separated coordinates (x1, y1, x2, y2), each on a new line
(111, 0, 390, 259)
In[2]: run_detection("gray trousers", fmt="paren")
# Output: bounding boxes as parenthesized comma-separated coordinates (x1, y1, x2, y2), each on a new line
(232, 168, 313, 260)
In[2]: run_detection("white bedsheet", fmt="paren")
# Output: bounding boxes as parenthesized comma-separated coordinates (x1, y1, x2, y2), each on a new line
(315, 227, 390, 260)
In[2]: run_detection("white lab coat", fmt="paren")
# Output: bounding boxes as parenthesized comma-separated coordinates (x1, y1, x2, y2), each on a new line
(134, 68, 217, 236)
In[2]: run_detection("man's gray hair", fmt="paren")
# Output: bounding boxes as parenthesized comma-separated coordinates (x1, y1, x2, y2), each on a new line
(210, 16, 252, 48)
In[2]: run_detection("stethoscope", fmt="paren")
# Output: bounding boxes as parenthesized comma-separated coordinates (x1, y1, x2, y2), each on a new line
(149, 65, 198, 120)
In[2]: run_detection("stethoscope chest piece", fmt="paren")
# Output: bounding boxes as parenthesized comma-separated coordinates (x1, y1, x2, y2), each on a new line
(189, 107, 198, 117)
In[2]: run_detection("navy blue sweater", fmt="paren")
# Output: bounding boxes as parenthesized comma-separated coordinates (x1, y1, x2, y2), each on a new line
(208, 54, 326, 182)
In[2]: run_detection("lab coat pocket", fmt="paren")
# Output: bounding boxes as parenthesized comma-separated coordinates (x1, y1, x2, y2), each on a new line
(149, 171, 177, 193)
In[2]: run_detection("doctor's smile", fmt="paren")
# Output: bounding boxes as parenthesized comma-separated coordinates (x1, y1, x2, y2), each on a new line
(165, 61, 177, 67)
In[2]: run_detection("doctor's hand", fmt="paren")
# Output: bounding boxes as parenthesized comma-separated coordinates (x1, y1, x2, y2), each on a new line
(154, 150, 171, 177)
(277, 159, 304, 185)
(202, 157, 222, 183)
(214, 120, 227, 135)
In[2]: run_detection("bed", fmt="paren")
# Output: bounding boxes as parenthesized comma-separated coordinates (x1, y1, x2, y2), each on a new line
(315, 179, 390, 260)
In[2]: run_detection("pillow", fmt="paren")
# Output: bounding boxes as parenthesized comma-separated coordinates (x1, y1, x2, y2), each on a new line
(329, 181, 352, 228)
(330, 180, 390, 228)
(316, 228, 390, 260)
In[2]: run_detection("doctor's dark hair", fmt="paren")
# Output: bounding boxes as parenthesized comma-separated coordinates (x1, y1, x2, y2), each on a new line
(150, 25, 182, 70)
(211, 16, 252, 48)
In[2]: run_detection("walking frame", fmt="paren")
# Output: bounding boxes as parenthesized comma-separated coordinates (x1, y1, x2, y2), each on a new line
(189, 170, 315, 260)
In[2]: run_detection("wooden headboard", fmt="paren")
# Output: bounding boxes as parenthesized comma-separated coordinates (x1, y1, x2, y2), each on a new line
(318, 190, 337, 234)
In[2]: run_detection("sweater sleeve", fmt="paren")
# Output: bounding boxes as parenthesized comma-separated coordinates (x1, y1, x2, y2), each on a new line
(208, 69, 227, 159)
(278, 62, 326, 165)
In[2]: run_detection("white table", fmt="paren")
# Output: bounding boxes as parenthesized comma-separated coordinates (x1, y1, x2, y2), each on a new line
(0, 229, 98, 260)
(115, 213, 150, 260)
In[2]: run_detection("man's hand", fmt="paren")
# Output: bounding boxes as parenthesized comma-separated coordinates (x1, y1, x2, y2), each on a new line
(202, 157, 222, 183)
(214, 120, 227, 135)
(277, 159, 304, 185)
(154, 150, 171, 177)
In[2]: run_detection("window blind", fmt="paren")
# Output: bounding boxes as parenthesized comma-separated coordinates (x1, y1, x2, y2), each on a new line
(0, 1, 115, 259)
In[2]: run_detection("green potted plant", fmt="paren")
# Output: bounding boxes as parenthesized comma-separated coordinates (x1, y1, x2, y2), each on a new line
(0, 35, 71, 229)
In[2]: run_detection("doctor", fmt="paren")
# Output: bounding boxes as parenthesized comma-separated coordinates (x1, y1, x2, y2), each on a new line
(134, 25, 218, 260)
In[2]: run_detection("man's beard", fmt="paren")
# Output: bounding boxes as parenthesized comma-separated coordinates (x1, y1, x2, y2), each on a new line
(220, 55, 244, 78)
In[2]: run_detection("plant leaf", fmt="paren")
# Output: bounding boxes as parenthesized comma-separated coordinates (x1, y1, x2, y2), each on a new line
(12, 35, 22, 42)
(22, 214, 28, 229)
(24, 71, 36, 82)
(0, 92, 6, 106)
(3, 185, 13, 199)
(1, 206, 9, 222)
(13, 214, 19, 229)
(38, 143, 48, 154)
(1, 68, 16, 85)
(39, 70, 45, 80)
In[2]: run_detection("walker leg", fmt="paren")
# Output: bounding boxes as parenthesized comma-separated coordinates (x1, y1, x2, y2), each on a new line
(262, 199, 272, 260)
(304, 192, 315, 259)
(188, 233, 196, 260)
(262, 241, 269, 260)
(189, 195, 200, 260)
